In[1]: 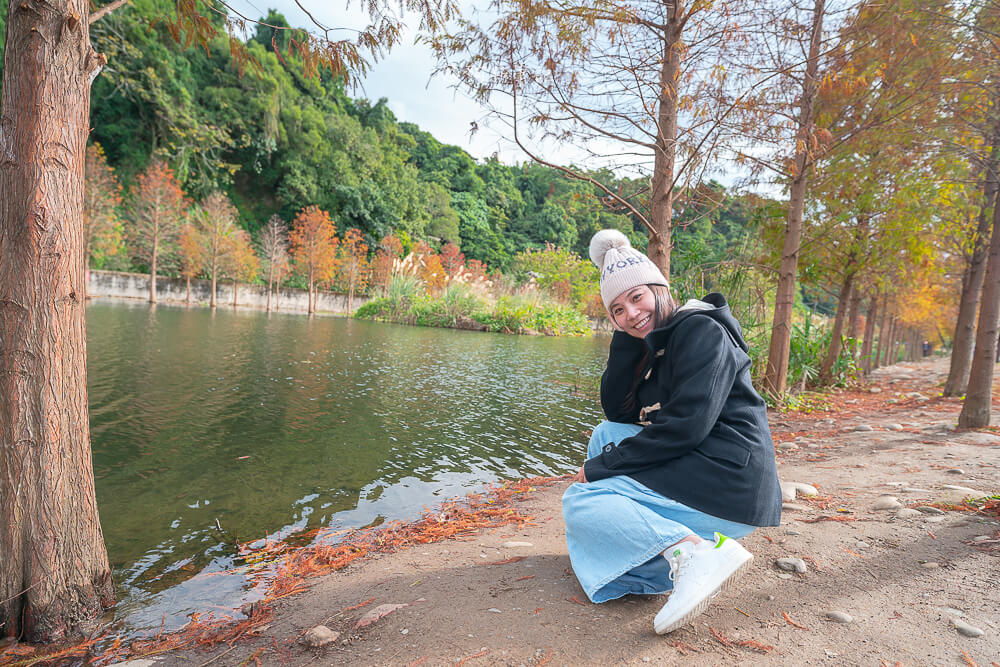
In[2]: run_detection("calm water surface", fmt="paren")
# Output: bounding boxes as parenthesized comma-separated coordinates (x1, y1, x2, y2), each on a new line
(86, 300, 609, 633)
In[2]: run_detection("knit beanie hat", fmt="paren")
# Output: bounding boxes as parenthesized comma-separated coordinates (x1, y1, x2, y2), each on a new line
(589, 229, 669, 311)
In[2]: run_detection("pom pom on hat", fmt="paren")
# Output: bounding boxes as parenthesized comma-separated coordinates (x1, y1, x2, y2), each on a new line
(589, 229, 669, 312)
(589, 229, 631, 269)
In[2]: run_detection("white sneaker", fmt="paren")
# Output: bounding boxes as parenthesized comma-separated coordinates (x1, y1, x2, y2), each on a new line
(653, 532, 753, 635)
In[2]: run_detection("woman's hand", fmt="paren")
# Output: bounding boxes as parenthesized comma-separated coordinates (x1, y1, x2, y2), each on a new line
(573, 466, 587, 483)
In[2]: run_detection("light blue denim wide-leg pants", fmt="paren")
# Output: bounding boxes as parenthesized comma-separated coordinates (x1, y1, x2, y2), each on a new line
(562, 421, 755, 603)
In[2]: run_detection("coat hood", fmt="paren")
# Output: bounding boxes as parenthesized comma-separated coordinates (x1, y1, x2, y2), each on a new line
(645, 293, 748, 353)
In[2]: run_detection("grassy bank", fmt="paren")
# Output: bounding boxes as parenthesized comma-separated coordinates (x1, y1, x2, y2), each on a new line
(354, 278, 592, 336)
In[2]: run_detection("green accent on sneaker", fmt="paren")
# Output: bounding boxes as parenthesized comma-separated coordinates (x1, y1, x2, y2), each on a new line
(672, 549, 682, 558)
(713, 532, 728, 549)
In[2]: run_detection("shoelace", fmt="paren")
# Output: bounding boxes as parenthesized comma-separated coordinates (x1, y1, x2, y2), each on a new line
(666, 549, 690, 583)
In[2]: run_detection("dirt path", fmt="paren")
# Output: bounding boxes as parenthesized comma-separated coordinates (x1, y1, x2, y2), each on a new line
(125, 357, 999, 666)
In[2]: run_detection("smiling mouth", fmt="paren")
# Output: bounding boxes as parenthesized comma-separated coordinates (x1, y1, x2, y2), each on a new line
(633, 315, 651, 330)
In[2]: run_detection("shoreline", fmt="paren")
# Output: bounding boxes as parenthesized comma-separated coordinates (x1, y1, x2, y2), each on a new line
(3, 356, 998, 666)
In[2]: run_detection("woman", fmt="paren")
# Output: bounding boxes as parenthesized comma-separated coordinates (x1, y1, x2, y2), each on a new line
(563, 229, 782, 635)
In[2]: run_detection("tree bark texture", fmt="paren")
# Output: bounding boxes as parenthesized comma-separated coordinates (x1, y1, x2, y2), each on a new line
(0, 0, 115, 641)
(861, 293, 878, 375)
(945, 154, 998, 396)
(846, 285, 862, 342)
(959, 179, 1000, 427)
(763, 0, 825, 396)
(819, 270, 854, 383)
(883, 317, 897, 367)
(646, 0, 684, 277)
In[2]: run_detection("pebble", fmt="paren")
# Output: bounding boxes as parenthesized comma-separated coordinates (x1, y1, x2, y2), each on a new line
(777, 442, 799, 451)
(303, 625, 340, 647)
(896, 508, 922, 519)
(869, 387, 882, 393)
(780, 481, 818, 501)
(825, 611, 853, 623)
(941, 484, 985, 495)
(916, 506, 945, 515)
(775, 557, 807, 573)
(945, 469, 965, 475)
(854, 424, 874, 432)
(872, 496, 903, 510)
(937, 607, 963, 617)
(502, 541, 533, 548)
(487, 608, 502, 613)
(776, 573, 793, 580)
(886, 423, 904, 431)
(972, 535, 992, 542)
(852, 540, 869, 549)
(782, 503, 810, 511)
(924, 516, 945, 523)
(902, 487, 932, 493)
(920, 561, 940, 569)
(886, 398, 899, 404)
(784, 529, 801, 536)
(952, 618, 985, 638)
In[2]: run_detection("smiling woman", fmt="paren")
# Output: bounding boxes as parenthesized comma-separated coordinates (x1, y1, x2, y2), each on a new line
(562, 229, 782, 637)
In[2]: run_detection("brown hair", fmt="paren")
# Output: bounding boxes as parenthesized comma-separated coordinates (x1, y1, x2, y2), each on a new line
(622, 284, 676, 413)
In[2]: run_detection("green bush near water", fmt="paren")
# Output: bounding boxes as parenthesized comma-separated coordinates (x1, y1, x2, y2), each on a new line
(355, 280, 591, 336)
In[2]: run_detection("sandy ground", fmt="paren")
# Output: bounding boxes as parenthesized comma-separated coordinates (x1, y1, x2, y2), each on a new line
(128, 356, 999, 666)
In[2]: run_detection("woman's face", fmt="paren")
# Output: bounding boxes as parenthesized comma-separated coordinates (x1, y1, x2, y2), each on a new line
(609, 285, 656, 338)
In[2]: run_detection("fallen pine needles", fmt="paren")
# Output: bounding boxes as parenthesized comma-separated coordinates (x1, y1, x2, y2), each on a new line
(86, 476, 562, 665)
(736, 639, 775, 654)
(454, 648, 489, 666)
(782, 611, 809, 630)
(667, 640, 700, 655)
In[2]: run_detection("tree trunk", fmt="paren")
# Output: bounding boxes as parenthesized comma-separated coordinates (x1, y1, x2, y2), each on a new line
(892, 322, 903, 365)
(186, 276, 191, 306)
(883, 317, 896, 367)
(0, 0, 115, 641)
(861, 292, 878, 375)
(348, 265, 356, 314)
(846, 284, 863, 361)
(266, 267, 274, 313)
(763, 0, 825, 396)
(819, 271, 854, 383)
(233, 280, 238, 308)
(646, 1, 684, 276)
(945, 160, 997, 395)
(150, 235, 158, 304)
(959, 175, 1000, 426)
(875, 297, 890, 370)
(210, 260, 217, 309)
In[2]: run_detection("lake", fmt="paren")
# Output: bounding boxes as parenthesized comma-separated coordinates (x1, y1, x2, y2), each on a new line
(86, 300, 609, 633)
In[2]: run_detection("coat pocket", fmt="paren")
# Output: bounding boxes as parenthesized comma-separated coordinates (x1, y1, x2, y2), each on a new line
(696, 437, 751, 467)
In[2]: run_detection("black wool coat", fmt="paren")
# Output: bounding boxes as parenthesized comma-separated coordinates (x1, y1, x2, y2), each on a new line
(583, 293, 782, 527)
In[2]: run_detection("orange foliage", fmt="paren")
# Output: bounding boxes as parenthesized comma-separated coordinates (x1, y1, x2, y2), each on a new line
(289, 206, 338, 311)
(439, 242, 466, 276)
(465, 258, 489, 282)
(371, 233, 403, 292)
(128, 160, 187, 270)
(84, 142, 124, 266)
(332, 228, 370, 309)
(413, 242, 446, 292)
(177, 223, 205, 281)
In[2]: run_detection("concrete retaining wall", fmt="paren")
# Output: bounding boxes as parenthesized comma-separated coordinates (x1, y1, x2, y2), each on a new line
(87, 270, 368, 315)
